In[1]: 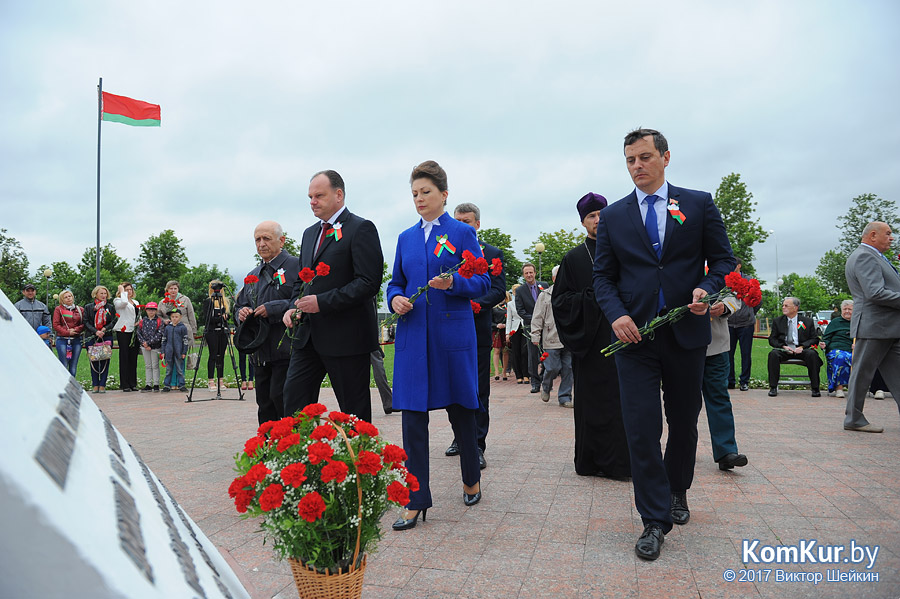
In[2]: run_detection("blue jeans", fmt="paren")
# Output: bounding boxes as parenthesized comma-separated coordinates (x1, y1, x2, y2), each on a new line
(56, 336, 82, 377)
(164, 356, 185, 387)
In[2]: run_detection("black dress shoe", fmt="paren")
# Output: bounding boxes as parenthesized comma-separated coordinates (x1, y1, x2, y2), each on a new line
(123, 387, 133, 392)
(530, 387, 540, 393)
(811, 389, 821, 397)
(478, 449, 487, 470)
(740, 383, 750, 391)
(727, 383, 736, 390)
(671, 493, 690, 525)
(392, 508, 426, 531)
(383, 405, 393, 414)
(463, 490, 482, 506)
(768, 388, 778, 397)
(717, 452, 748, 470)
(445, 441, 459, 456)
(635, 524, 665, 560)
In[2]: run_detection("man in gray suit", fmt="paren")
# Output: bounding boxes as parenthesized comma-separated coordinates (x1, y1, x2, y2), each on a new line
(844, 221, 900, 433)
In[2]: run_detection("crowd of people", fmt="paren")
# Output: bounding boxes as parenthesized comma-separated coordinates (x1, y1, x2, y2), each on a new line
(14, 126, 900, 564)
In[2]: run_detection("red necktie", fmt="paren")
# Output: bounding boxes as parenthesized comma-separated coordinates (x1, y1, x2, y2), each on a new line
(315, 221, 328, 255)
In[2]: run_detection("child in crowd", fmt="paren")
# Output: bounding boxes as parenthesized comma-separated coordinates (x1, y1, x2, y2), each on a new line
(136, 301, 164, 392)
(161, 309, 189, 392)
(36, 325, 52, 349)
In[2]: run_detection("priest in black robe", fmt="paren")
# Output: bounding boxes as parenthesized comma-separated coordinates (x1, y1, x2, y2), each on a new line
(551, 192, 631, 478)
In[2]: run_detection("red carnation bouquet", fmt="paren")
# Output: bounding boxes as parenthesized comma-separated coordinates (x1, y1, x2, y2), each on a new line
(280, 262, 331, 346)
(601, 271, 762, 356)
(230, 403, 416, 572)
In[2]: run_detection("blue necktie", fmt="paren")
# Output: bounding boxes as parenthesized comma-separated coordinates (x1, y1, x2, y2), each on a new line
(645, 195, 665, 312)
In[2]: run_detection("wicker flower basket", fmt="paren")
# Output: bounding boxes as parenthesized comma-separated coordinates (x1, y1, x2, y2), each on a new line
(288, 421, 367, 599)
(288, 555, 367, 599)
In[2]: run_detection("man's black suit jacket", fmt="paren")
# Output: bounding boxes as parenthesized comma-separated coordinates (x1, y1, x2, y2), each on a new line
(291, 209, 383, 357)
(514, 280, 548, 328)
(768, 314, 820, 349)
(473, 243, 506, 348)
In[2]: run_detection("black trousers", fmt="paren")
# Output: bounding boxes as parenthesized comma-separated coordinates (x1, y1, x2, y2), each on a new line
(614, 325, 705, 533)
(403, 405, 480, 511)
(205, 329, 227, 378)
(728, 325, 754, 386)
(283, 336, 372, 423)
(767, 348, 821, 389)
(526, 332, 542, 387)
(451, 342, 491, 451)
(116, 331, 139, 389)
(508, 329, 529, 379)
(255, 359, 288, 425)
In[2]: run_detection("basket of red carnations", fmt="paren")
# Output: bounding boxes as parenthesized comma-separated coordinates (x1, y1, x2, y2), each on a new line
(229, 403, 416, 599)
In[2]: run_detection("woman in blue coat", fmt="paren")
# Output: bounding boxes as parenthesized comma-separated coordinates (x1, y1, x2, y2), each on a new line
(387, 160, 490, 530)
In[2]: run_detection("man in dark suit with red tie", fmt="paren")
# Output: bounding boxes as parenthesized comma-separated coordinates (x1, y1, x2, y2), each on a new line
(282, 170, 384, 424)
(593, 128, 735, 560)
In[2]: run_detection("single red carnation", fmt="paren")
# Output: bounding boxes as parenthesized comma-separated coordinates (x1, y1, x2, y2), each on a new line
(244, 435, 265, 457)
(228, 475, 249, 498)
(381, 444, 407, 464)
(405, 471, 420, 492)
(457, 260, 476, 279)
(308, 441, 334, 464)
(297, 491, 327, 522)
(321, 459, 349, 483)
(277, 433, 301, 452)
(299, 268, 316, 283)
(471, 300, 482, 314)
(281, 463, 308, 488)
(490, 258, 503, 276)
(355, 420, 379, 437)
(234, 489, 254, 513)
(244, 275, 259, 285)
(315, 262, 331, 277)
(245, 463, 272, 486)
(257, 421, 275, 436)
(461, 250, 476, 262)
(302, 403, 328, 417)
(121, 326, 127, 332)
(311, 424, 338, 442)
(328, 411, 351, 424)
(473, 257, 489, 275)
(258, 483, 285, 512)
(386, 480, 410, 506)
(355, 450, 383, 475)
(269, 417, 297, 440)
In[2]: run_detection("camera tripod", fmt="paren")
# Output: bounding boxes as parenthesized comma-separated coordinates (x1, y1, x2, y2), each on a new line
(187, 289, 245, 403)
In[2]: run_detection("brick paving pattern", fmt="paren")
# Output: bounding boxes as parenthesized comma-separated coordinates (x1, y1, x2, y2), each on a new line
(94, 382, 900, 598)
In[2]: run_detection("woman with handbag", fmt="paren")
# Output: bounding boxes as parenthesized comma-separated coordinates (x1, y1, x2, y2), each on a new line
(84, 285, 116, 393)
(52, 290, 85, 376)
(113, 282, 141, 392)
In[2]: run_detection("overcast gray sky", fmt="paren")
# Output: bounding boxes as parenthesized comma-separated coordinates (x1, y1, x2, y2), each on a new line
(3, 1, 898, 297)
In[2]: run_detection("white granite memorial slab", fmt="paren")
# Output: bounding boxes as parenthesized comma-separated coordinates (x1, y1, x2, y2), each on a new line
(0, 290, 250, 599)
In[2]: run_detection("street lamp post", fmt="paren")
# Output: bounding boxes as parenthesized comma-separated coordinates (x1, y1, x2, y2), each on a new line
(769, 229, 780, 301)
(43, 268, 53, 308)
(534, 242, 545, 281)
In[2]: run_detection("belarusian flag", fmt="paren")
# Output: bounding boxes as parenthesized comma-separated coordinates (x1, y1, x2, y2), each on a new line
(101, 92, 161, 127)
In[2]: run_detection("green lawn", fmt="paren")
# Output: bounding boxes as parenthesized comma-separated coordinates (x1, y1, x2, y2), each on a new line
(69, 342, 397, 391)
(742, 336, 824, 389)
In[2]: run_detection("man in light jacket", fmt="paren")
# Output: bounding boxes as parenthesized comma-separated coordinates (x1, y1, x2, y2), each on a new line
(530, 266, 573, 407)
(15, 284, 51, 331)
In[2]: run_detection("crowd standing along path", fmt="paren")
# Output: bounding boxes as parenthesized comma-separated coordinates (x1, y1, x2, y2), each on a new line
(94, 382, 900, 598)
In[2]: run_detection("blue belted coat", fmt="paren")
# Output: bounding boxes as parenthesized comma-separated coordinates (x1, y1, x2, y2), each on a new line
(387, 212, 491, 412)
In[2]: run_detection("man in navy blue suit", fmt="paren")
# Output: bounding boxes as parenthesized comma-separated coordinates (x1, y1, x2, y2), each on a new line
(593, 128, 734, 560)
(444, 202, 506, 469)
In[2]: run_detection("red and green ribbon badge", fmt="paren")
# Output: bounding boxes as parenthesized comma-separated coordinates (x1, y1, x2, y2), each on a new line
(434, 234, 457, 257)
(274, 268, 286, 286)
(326, 222, 343, 242)
(798, 321, 807, 330)
(667, 198, 686, 224)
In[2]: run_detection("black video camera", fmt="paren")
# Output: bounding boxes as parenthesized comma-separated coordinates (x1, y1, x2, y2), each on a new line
(210, 282, 225, 292)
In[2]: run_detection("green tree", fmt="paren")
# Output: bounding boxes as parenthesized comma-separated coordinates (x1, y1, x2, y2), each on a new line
(815, 250, 849, 297)
(713, 173, 768, 276)
(777, 273, 831, 313)
(836, 193, 900, 257)
(283, 231, 301, 259)
(758, 288, 780, 320)
(74, 244, 135, 301)
(523, 228, 585, 283)
(136, 230, 189, 299)
(0, 228, 30, 298)
(479, 228, 522, 290)
(37, 261, 80, 303)
(179, 264, 237, 328)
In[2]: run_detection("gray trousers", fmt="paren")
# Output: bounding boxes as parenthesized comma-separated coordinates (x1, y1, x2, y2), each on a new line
(141, 348, 160, 385)
(370, 347, 392, 411)
(541, 347, 573, 404)
(844, 337, 900, 427)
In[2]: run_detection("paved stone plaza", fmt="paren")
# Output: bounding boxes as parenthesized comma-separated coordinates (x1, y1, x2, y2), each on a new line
(94, 381, 900, 598)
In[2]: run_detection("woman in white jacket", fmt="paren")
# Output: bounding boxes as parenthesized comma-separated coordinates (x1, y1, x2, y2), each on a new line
(506, 284, 529, 384)
(113, 282, 141, 391)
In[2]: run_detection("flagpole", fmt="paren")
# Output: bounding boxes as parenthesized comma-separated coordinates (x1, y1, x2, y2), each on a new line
(96, 78, 102, 287)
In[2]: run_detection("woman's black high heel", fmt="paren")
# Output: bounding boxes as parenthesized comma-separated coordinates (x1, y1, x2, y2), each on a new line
(392, 508, 426, 531)
(463, 489, 482, 506)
